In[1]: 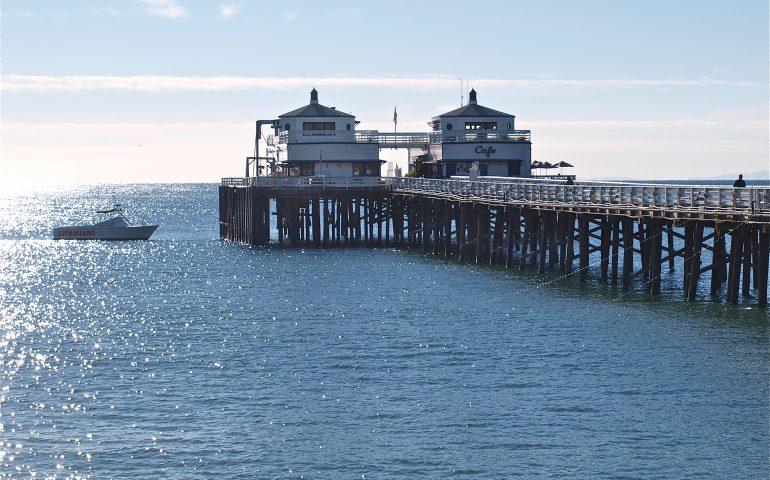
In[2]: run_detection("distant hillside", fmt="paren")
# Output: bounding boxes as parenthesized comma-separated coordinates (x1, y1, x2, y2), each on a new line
(597, 170, 769, 182)
(692, 170, 769, 181)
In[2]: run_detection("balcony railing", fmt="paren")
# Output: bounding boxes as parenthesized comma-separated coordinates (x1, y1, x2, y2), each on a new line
(277, 130, 531, 146)
(222, 176, 390, 189)
(442, 131, 531, 143)
(279, 130, 353, 143)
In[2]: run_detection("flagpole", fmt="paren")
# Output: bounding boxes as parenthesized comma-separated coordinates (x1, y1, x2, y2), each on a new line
(393, 106, 398, 152)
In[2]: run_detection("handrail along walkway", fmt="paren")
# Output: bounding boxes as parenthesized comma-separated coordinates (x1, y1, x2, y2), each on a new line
(391, 177, 770, 222)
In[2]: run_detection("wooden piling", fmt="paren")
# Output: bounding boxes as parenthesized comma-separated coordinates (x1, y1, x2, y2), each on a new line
(758, 227, 769, 306)
(727, 225, 743, 305)
(622, 218, 634, 290)
(742, 226, 752, 298)
(565, 213, 575, 276)
(687, 222, 704, 301)
(611, 219, 620, 285)
(650, 220, 663, 295)
(579, 215, 590, 283)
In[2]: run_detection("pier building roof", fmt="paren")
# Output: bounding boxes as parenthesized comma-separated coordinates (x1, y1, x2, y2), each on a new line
(433, 89, 513, 118)
(279, 88, 354, 118)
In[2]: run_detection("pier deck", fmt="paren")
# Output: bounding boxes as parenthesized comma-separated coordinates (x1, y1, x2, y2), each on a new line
(392, 177, 770, 223)
(219, 176, 770, 305)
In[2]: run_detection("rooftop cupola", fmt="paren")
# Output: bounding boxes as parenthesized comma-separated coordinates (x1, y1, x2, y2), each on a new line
(468, 88, 477, 105)
(310, 88, 319, 104)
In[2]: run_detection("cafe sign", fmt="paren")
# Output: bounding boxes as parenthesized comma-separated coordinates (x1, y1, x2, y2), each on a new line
(475, 145, 496, 157)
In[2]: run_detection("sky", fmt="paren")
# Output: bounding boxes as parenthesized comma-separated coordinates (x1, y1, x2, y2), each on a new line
(1, 0, 768, 184)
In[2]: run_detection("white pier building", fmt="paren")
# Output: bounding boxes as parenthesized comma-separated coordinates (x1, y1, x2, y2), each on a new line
(254, 88, 533, 180)
(419, 89, 532, 178)
(276, 88, 384, 178)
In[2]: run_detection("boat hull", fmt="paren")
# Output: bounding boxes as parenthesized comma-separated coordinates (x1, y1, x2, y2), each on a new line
(53, 225, 158, 240)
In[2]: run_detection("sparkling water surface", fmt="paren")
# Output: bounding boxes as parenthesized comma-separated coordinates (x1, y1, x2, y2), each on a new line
(1, 184, 767, 478)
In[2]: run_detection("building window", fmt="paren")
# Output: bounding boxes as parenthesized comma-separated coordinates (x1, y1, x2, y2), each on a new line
(303, 122, 336, 135)
(508, 160, 521, 176)
(353, 162, 380, 177)
(446, 123, 453, 130)
(288, 163, 315, 176)
(465, 122, 497, 130)
(479, 164, 488, 176)
(284, 123, 291, 130)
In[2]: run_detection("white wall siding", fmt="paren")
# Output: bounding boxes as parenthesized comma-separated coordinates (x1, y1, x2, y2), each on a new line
(287, 143, 379, 161)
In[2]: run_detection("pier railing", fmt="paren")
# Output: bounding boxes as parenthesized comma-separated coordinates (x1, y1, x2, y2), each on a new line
(392, 178, 770, 219)
(221, 176, 389, 189)
(221, 176, 770, 218)
(442, 131, 532, 143)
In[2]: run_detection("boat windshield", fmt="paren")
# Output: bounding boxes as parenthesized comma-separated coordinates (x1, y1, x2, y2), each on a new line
(97, 203, 123, 214)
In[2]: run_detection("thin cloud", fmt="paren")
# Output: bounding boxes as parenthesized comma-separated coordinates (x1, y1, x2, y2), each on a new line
(326, 7, 362, 18)
(3, 122, 247, 133)
(284, 10, 296, 22)
(528, 119, 768, 130)
(219, 3, 241, 19)
(137, 0, 189, 19)
(474, 78, 762, 89)
(2, 75, 763, 93)
(4, 119, 764, 133)
(2, 9, 34, 18)
(90, 6, 123, 18)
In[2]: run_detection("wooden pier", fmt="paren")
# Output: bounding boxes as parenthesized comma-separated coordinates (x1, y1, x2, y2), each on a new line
(219, 176, 770, 306)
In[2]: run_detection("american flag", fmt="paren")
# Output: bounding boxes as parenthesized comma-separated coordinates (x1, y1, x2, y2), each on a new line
(393, 107, 397, 126)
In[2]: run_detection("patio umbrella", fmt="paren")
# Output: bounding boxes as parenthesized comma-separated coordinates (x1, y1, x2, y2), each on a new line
(554, 161, 574, 175)
(531, 160, 542, 175)
(541, 162, 557, 175)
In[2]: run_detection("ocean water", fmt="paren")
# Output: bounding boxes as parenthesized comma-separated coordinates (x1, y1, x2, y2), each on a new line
(1, 183, 768, 479)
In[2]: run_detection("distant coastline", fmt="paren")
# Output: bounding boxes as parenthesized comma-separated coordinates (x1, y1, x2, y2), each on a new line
(592, 179, 770, 186)
(597, 170, 769, 183)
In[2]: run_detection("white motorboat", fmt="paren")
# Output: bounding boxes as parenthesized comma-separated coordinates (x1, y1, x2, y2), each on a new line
(53, 204, 158, 240)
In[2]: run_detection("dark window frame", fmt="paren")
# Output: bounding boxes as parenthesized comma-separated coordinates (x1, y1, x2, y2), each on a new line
(352, 162, 381, 177)
(465, 121, 498, 130)
(302, 122, 336, 135)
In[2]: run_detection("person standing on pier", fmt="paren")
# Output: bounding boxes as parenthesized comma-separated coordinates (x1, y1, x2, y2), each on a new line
(733, 174, 746, 187)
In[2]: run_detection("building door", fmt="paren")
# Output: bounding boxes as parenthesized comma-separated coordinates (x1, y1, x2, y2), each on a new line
(445, 162, 457, 178)
(508, 160, 522, 176)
